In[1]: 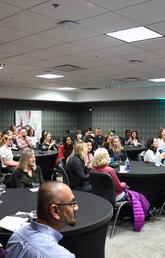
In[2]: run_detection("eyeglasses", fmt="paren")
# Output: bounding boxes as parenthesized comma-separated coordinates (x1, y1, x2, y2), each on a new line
(55, 201, 77, 208)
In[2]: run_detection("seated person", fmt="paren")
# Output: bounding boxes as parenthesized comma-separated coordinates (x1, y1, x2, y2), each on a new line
(41, 133, 57, 151)
(94, 128, 104, 149)
(102, 133, 113, 153)
(10, 149, 44, 188)
(144, 137, 164, 163)
(40, 130, 48, 145)
(17, 128, 33, 150)
(109, 135, 127, 162)
(126, 130, 140, 146)
(5, 129, 19, 150)
(92, 148, 127, 201)
(6, 181, 78, 258)
(122, 129, 131, 145)
(57, 136, 74, 164)
(0, 134, 18, 173)
(85, 139, 94, 169)
(158, 128, 165, 151)
(27, 128, 39, 149)
(66, 142, 91, 192)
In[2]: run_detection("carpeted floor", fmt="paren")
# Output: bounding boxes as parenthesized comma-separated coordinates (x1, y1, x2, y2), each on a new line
(105, 214, 165, 258)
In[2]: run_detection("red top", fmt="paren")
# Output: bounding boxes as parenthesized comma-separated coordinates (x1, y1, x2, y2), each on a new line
(92, 165, 126, 196)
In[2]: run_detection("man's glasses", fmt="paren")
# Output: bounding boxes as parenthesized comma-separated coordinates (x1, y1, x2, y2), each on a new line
(55, 201, 77, 208)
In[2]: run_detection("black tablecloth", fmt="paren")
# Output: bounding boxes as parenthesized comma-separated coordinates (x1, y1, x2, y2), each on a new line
(116, 161, 165, 208)
(0, 188, 113, 258)
(125, 146, 145, 161)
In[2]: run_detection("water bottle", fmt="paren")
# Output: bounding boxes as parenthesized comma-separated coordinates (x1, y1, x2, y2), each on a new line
(124, 158, 130, 172)
(155, 152, 161, 167)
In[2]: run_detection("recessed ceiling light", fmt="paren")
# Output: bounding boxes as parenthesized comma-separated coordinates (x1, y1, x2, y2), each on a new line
(36, 74, 64, 79)
(105, 26, 163, 42)
(149, 78, 165, 82)
(56, 87, 76, 91)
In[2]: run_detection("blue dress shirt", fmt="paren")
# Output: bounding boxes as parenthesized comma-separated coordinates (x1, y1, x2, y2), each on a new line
(6, 220, 75, 258)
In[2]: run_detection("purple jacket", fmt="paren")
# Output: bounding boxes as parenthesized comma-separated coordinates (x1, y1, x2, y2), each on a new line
(126, 190, 150, 231)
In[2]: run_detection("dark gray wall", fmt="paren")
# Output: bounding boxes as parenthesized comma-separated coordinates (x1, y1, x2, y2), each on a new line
(0, 99, 78, 140)
(0, 99, 165, 141)
(89, 100, 165, 141)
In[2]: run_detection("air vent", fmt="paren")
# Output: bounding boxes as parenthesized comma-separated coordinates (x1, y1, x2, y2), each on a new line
(81, 87, 100, 90)
(49, 64, 85, 72)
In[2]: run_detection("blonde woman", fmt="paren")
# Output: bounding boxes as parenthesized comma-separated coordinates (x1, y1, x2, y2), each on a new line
(12, 149, 44, 188)
(109, 135, 127, 162)
(66, 142, 91, 192)
(92, 148, 127, 201)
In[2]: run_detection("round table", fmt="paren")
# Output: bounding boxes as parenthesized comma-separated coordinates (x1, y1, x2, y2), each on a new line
(13, 150, 58, 180)
(0, 188, 113, 258)
(124, 146, 145, 161)
(116, 161, 165, 208)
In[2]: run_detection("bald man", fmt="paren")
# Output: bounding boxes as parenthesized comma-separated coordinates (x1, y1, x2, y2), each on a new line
(6, 182, 79, 258)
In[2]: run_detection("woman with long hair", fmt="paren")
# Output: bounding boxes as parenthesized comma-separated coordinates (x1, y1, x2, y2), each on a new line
(109, 135, 127, 162)
(66, 142, 91, 192)
(144, 137, 164, 163)
(13, 149, 44, 188)
(57, 136, 74, 164)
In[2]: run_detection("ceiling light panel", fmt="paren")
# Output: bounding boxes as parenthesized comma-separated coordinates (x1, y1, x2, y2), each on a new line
(106, 26, 163, 42)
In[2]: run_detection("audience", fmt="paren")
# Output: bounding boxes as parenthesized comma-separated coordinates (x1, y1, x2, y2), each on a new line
(0, 134, 18, 173)
(57, 136, 74, 164)
(27, 128, 38, 149)
(144, 137, 164, 163)
(41, 133, 57, 151)
(94, 128, 104, 149)
(109, 135, 127, 162)
(66, 142, 91, 192)
(85, 139, 94, 169)
(40, 130, 48, 145)
(17, 128, 33, 150)
(126, 130, 140, 146)
(92, 148, 127, 201)
(6, 181, 78, 258)
(158, 128, 165, 151)
(10, 149, 44, 188)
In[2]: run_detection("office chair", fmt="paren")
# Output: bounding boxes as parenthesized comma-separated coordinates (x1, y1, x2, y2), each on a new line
(51, 162, 70, 186)
(90, 171, 132, 238)
(158, 191, 165, 216)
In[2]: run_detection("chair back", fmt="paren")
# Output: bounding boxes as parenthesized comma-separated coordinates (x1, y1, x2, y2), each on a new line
(90, 171, 116, 206)
(59, 161, 70, 186)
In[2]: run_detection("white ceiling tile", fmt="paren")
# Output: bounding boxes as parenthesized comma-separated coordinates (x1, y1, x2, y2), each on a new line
(14, 34, 62, 49)
(0, 25, 29, 42)
(0, 1, 21, 19)
(39, 27, 98, 42)
(31, 0, 107, 21)
(90, 0, 151, 11)
(148, 21, 165, 35)
(21, 49, 64, 61)
(116, 0, 165, 25)
(80, 12, 137, 34)
(132, 37, 165, 51)
(46, 43, 88, 55)
(74, 35, 123, 49)
(1, 0, 47, 9)
(0, 10, 56, 33)
(103, 44, 144, 57)
(0, 42, 33, 55)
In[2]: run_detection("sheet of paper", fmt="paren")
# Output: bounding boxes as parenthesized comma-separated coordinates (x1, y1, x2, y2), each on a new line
(29, 187, 39, 192)
(0, 216, 29, 232)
